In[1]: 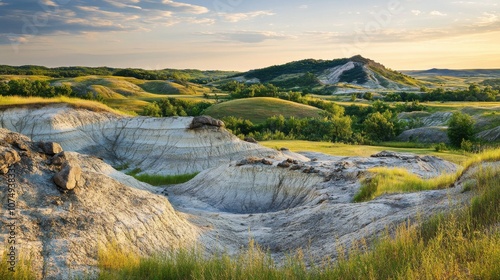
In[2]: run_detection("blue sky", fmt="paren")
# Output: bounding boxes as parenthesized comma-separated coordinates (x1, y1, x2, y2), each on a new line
(0, 0, 499, 70)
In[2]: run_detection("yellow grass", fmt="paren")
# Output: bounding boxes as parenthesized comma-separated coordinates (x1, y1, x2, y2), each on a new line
(260, 140, 468, 164)
(0, 96, 132, 116)
(355, 148, 500, 201)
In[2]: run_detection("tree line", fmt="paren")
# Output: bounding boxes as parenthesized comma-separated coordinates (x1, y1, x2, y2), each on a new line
(0, 79, 105, 102)
(385, 84, 500, 102)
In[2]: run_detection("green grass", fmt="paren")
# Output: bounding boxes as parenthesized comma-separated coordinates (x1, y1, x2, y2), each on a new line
(354, 148, 500, 202)
(353, 167, 458, 202)
(98, 163, 500, 280)
(126, 169, 198, 186)
(132, 173, 199, 186)
(204, 97, 324, 124)
(260, 140, 468, 164)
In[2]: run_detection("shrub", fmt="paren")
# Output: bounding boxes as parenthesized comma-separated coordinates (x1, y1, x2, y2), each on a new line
(434, 142, 447, 152)
(447, 112, 475, 148)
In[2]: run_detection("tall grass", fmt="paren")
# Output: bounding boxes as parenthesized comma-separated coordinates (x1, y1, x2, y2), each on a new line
(99, 164, 500, 279)
(354, 148, 500, 202)
(0, 250, 36, 280)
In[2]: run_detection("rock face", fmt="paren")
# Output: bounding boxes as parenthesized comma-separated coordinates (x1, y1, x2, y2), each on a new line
(0, 128, 198, 280)
(0, 105, 290, 176)
(397, 127, 449, 143)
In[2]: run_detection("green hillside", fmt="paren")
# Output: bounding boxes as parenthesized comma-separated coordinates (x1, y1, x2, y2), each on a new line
(204, 97, 324, 124)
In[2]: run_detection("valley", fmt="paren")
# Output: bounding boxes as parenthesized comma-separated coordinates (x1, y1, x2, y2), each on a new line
(0, 56, 499, 279)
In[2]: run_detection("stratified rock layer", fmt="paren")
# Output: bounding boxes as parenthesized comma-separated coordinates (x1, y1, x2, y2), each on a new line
(0, 129, 198, 280)
(0, 105, 289, 175)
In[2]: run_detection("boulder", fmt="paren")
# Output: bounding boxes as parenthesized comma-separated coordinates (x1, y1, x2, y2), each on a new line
(51, 151, 70, 166)
(190, 116, 225, 129)
(53, 162, 82, 191)
(277, 161, 291, 168)
(0, 147, 21, 174)
(244, 137, 258, 144)
(261, 159, 273, 166)
(39, 142, 64, 155)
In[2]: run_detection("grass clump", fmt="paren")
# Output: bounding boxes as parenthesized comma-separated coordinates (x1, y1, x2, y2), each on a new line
(125, 168, 198, 186)
(354, 148, 500, 202)
(354, 167, 457, 202)
(0, 250, 36, 280)
(132, 173, 199, 186)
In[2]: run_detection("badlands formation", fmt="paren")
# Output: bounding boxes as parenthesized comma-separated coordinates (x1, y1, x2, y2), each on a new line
(0, 104, 472, 279)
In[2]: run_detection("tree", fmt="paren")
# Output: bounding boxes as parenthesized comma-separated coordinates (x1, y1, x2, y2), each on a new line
(142, 102, 161, 117)
(363, 111, 395, 142)
(447, 112, 475, 148)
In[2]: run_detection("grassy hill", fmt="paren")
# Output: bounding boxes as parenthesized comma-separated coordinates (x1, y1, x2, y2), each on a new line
(0, 75, 215, 113)
(204, 97, 324, 124)
(233, 55, 423, 91)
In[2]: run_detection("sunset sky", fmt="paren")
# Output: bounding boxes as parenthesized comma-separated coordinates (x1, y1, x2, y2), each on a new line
(0, 0, 499, 71)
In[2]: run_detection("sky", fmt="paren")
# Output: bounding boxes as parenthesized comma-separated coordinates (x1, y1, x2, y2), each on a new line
(0, 0, 499, 71)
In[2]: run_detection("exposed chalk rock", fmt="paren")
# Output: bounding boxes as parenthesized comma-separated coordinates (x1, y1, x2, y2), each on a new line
(0, 129, 198, 279)
(0, 105, 298, 176)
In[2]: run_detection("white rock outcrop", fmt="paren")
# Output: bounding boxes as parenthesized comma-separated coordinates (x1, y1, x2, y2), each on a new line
(0, 105, 290, 175)
(0, 129, 198, 279)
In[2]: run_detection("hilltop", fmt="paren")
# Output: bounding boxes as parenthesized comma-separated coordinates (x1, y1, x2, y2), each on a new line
(203, 97, 323, 124)
(228, 55, 422, 93)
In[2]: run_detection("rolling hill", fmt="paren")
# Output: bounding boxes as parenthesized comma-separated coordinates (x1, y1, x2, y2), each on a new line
(204, 97, 324, 124)
(229, 55, 423, 93)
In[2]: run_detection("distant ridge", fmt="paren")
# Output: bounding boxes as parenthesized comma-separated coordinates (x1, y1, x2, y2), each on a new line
(230, 55, 423, 93)
(403, 68, 500, 78)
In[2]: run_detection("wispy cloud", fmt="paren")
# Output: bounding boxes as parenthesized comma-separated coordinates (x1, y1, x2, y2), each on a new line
(218, 11, 275, 23)
(430, 10, 447, 16)
(411, 10, 422, 16)
(200, 30, 293, 43)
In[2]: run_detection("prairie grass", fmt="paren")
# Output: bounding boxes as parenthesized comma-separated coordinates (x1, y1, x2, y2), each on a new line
(0, 250, 36, 280)
(98, 164, 500, 279)
(355, 148, 500, 202)
(0, 96, 131, 115)
(260, 140, 468, 164)
(204, 97, 323, 124)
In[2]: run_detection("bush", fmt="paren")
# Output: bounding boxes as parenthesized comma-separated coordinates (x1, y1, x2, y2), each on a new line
(434, 143, 447, 152)
(447, 112, 475, 148)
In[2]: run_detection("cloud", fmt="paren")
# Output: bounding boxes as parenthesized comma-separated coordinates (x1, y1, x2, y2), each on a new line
(0, 0, 211, 44)
(200, 30, 293, 43)
(478, 12, 499, 25)
(430, 10, 447, 16)
(162, 0, 209, 15)
(411, 10, 421, 16)
(218, 11, 275, 23)
(299, 5, 308, 9)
